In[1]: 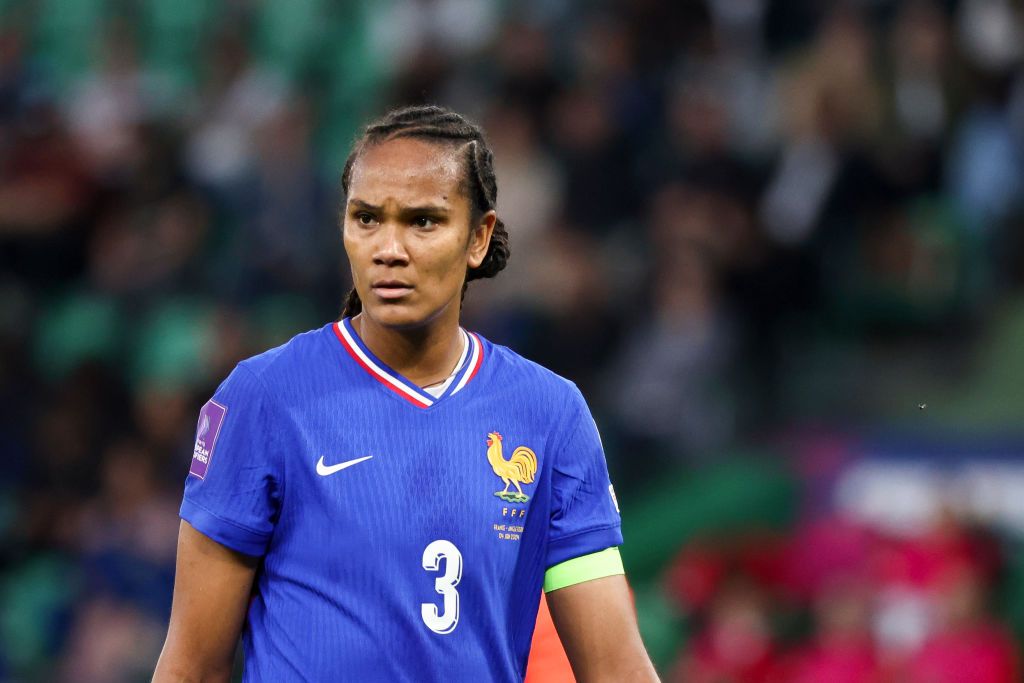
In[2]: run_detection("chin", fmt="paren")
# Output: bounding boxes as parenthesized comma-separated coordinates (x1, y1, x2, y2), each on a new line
(362, 301, 437, 330)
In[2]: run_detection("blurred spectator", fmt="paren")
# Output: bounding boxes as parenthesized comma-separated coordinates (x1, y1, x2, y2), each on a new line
(469, 103, 563, 311)
(762, 5, 883, 246)
(367, 0, 501, 76)
(0, 97, 92, 275)
(780, 578, 881, 683)
(186, 25, 287, 193)
(604, 243, 735, 467)
(87, 190, 209, 299)
(672, 576, 778, 683)
(548, 85, 636, 234)
(494, 21, 560, 125)
(782, 515, 876, 602)
(946, 95, 1024, 235)
(57, 597, 166, 683)
(889, 1, 952, 144)
(905, 565, 1019, 683)
(235, 97, 336, 299)
(65, 22, 152, 181)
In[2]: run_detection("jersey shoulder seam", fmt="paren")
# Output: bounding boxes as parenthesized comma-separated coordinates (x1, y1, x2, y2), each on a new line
(233, 363, 288, 507)
(480, 339, 581, 390)
(234, 324, 330, 383)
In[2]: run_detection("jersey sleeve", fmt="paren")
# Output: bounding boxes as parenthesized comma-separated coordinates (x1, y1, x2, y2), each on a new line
(546, 387, 623, 568)
(179, 363, 284, 557)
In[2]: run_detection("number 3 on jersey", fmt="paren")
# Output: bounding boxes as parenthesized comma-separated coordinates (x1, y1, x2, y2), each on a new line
(421, 540, 462, 634)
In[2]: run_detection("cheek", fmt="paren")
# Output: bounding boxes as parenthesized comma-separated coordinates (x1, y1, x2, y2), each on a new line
(342, 220, 372, 253)
(341, 222, 354, 252)
(342, 228, 368, 278)
(418, 234, 471, 279)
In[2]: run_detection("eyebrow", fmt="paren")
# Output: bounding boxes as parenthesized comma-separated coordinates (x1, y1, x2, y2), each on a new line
(348, 199, 450, 214)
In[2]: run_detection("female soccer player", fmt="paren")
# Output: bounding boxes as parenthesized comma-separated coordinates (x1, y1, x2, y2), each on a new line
(153, 105, 658, 682)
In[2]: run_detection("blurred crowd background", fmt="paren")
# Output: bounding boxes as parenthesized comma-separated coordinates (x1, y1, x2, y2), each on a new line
(2, 0, 1024, 681)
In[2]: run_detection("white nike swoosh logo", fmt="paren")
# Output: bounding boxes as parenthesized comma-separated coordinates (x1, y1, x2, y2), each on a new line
(316, 455, 373, 476)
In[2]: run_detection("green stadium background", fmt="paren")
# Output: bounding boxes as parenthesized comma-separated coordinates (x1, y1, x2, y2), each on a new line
(1, 0, 1024, 680)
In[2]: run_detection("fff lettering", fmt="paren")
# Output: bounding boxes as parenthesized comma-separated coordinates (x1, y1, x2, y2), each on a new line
(501, 507, 526, 518)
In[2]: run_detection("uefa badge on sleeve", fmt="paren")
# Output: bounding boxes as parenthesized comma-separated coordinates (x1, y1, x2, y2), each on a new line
(190, 400, 227, 479)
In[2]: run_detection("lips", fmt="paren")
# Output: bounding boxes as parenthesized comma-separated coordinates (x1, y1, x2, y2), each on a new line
(371, 280, 414, 300)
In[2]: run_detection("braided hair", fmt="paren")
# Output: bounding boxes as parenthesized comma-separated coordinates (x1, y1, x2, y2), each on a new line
(339, 105, 510, 317)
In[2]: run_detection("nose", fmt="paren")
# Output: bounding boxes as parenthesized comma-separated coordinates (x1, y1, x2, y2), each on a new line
(372, 223, 409, 266)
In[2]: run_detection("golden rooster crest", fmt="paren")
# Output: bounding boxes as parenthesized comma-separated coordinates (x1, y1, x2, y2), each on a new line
(486, 432, 537, 503)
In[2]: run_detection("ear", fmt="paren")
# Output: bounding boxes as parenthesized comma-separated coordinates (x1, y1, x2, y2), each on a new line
(466, 210, 497, 269)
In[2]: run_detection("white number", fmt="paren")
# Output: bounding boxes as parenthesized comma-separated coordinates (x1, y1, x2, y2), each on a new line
(421, 539, 462, 634)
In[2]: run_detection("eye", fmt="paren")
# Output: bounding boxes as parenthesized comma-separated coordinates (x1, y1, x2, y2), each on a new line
(355, 212, 376, 226)
(412, 216, 436, 228)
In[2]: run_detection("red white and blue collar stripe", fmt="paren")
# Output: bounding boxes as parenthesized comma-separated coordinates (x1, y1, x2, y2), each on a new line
(333, 317, 484, 408)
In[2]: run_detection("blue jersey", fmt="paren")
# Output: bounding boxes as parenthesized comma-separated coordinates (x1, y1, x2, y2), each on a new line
(180, 319, 622, 682)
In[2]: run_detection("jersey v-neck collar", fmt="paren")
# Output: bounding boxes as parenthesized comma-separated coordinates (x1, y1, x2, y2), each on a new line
(332, 317, 484, 409)
(423, 330, 469, 398)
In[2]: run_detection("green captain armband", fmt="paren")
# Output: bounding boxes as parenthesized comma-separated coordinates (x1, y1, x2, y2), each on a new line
(543, 547, 624, 593)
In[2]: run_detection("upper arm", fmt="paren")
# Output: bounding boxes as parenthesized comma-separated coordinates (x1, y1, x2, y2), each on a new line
(543, 389, 655, 681)
(156, 364, 283, 681)
(546, 575, 658, 683)
(153, 521, 259, 682)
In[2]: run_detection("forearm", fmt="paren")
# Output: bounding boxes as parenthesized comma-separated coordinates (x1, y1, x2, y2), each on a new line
(547, 574, 659, 683)
(151, 655, 233, 683)
(152, 632, 237, 683)
(566, 634, 659, 683)
(580, 660, 659, 683)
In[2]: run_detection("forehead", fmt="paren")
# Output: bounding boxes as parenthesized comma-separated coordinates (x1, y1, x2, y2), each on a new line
(347, 137, 465, 206)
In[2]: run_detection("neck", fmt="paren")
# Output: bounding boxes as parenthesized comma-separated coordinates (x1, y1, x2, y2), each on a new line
(352, 310, 464, 387)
